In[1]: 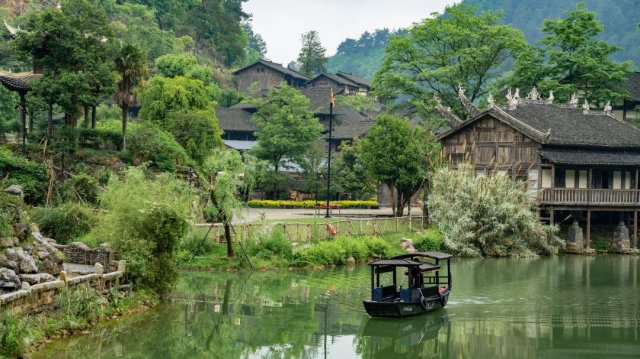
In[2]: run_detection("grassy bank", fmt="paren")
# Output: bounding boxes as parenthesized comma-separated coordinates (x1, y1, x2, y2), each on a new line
(180, 228, 444, 271)
(1, 288, 158, 358)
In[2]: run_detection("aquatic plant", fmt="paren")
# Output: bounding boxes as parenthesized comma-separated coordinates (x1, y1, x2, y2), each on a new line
(428, 163, 563, 257)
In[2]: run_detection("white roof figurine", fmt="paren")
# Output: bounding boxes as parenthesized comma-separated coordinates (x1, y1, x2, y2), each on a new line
(487, 93, 495, 109)
(582, 99, 590, 114)
(527, 87, 541, 101)
(546, 90, 554, 104)
(569, 93, 579, 107)
(604, 100, 612, 114)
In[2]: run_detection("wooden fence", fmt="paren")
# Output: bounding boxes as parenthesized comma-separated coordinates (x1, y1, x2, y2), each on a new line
(194, 216, 427, 245)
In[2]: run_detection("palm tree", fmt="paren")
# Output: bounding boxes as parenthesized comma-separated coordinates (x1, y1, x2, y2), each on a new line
(114, 43, 146, 151)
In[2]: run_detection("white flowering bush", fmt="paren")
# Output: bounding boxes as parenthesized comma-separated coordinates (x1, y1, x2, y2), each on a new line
(428, 163, 563, 257)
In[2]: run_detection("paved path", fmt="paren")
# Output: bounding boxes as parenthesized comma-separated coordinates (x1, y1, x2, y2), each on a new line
(231, 207, 424, 224)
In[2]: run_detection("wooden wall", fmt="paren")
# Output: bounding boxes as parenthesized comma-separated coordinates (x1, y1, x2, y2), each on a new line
(236, 65, 287, 93)
(441, 116, 541, 179)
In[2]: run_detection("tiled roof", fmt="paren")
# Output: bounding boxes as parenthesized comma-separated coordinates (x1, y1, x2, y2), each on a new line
(0, 72, 42, 92)
(539, 148, 640, 166)
(336, 71, 371, 87)
(439, 102, 640, 149)
(215, 104, 258, 132)
(308, 73, 359, 88)
(233, 59, 309, 81)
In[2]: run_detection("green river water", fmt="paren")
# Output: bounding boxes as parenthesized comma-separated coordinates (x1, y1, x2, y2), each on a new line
(32, 256, 640, 358)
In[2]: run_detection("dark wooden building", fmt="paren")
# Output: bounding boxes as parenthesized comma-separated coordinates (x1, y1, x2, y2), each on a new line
(438, 98, 640, 250)
(306, 72, 371, 96)
(233, 59, 309, 94)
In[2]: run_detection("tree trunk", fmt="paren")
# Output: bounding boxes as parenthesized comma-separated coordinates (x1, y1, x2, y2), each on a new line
(121, 104, 128, 151)
(396, 192, 404, 217)
(387, 183, 396, 216)
(28, 110, 34, 135)
(47, 103, 53, 139)
(224, 222, 235, 258)
(91, 106, 97, 129)
(83, 106, 89, 128)
(422, 178, 430, 226)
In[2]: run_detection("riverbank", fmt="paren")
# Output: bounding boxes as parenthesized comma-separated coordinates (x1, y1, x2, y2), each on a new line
(1, 288, 158, 358)
(180, 229, 444, 271)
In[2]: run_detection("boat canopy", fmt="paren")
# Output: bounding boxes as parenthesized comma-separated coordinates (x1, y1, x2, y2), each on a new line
(391, 252, 453, 260)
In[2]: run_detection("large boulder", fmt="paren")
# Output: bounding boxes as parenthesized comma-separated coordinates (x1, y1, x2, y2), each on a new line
(4, 247, 38, 274)
(0, 237, 17, 249)
(0, 268, 20, 291)
(0, 252, 17, 271)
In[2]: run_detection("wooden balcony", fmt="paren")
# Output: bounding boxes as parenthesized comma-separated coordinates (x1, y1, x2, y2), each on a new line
(540, 188, 640, 207)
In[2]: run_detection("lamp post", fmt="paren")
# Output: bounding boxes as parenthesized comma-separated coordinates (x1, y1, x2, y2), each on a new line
(325, 88, 334, 218)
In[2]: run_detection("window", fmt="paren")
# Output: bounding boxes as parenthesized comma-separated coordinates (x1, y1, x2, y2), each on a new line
(541, 169, 552, 188)
(565, 170, 575, 189)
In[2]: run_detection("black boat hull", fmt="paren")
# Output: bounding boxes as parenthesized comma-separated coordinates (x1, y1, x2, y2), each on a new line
(363, 292, 449, 318)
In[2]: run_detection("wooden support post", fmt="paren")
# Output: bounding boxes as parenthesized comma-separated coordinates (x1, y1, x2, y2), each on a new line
(549, 209, 554, 226)
(586, 209, 591, 249)
(634, 210, 638, 249)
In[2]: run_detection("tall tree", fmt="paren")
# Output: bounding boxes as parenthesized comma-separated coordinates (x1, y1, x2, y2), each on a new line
(297, 31, 327, 77)
(510, 3, 631, 104)
(250, 84, 322, 198)
(373, 4, 526, 119)
(358, 115, 428, 217)
(14, 0, 115, 128)
(114, 43, 147, 151)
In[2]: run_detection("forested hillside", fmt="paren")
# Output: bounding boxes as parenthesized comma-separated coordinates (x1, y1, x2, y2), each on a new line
(325, 29, 394, 79)
(327, 1, 640, 79)
(463, 0, 640, 67)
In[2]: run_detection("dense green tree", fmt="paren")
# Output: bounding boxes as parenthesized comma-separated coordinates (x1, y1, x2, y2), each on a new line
(182, 0, 250, 66)
(373, 4, 526, 119)
(155, 53, 213, 84)
(250, 85, 322, 197)
(14, 0, 115, 127)
(326, 28, 393, 79)
(509, 3, 631, 104)
(332, 141, 375, 200)
(114, 42, 147, 151)
(165, 110, 223, 165)
(300, 143, 326, 202)
(358, 115, 428, 217)
(297, 31, 327, 77)
(139, 76, 219, 124)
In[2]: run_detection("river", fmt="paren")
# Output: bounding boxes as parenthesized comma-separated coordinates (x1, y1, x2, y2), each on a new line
(33, 256, 640, 358)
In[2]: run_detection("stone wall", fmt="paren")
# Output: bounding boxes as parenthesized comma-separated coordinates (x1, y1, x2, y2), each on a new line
(56, 242, 113, 269)
(0, 260, 126, 314)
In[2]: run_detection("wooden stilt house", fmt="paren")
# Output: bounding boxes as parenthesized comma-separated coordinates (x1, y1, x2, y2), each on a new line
(438, 89, 640, 251)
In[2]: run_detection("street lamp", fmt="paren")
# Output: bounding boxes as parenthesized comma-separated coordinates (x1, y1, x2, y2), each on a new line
(325, 88, 334, 218)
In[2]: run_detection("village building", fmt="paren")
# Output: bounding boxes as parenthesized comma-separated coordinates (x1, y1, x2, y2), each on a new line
(438, 88, 640, 252)
(613, 71, 640, 123)
(306, 72, 371, 96)
(233, 59, 309, 94)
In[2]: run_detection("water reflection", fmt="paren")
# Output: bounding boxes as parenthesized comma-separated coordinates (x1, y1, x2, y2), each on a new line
(33, 256, 640, 359)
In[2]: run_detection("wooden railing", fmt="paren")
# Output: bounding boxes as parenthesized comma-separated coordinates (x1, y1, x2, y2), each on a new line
(540, 188, 639, 206)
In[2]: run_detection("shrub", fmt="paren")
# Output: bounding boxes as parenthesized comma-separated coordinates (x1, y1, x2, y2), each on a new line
(0, 149, 48, 204)
(58, 287, 103, 329)
(413, 228, 444, 252)
(295, 236, 395, 266)
(125, 122, 191, 171)
(0, 311, 31, 359)
(428, 164, 563, 257)
(247, 200, 379, 209)
(96, 167, 195, 295)
(180, 232, 215, 257)
(32, 203, 96, 244)
(164, 110, 223, 165)
(54, 172, 100, 205)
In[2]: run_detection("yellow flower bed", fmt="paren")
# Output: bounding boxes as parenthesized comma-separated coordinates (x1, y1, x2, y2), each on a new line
(247, 200, 379, 209)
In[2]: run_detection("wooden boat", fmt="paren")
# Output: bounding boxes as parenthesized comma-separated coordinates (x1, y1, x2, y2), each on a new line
(363, 252, 452, 318)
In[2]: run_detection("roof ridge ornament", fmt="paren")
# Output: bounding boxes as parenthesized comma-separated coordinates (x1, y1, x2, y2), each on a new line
(487, 93, 495, 109)
(457, 84, 480, 118)
(604, 100, 612, 115)
(546, 90, 554, 105)
(434, 94, 463, 125)
(506, 88, 519, 110)
(527, 87, 541, 101)
(569, 93, 579, 108)
(582, 99, 590, 114)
